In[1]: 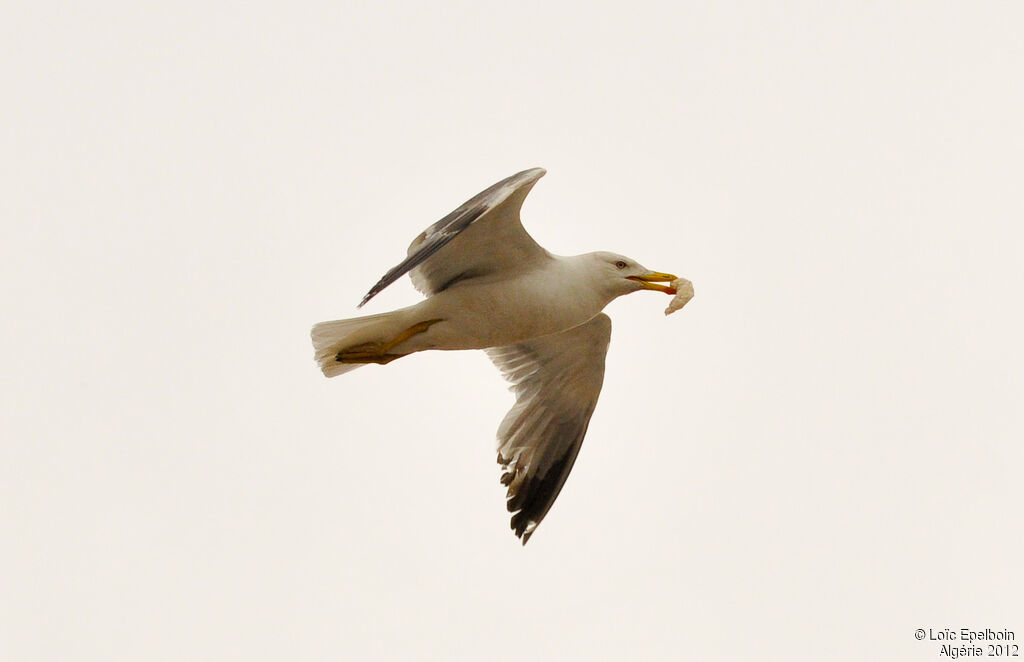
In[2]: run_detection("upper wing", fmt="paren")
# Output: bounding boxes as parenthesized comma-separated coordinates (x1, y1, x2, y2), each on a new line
(359, 168, 550, 307)
(485, 313, 613, 544)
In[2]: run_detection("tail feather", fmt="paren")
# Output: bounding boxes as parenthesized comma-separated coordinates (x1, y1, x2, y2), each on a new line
(311, 311, 402, 378)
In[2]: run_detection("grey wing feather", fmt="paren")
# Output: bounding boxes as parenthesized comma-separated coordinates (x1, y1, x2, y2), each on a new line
(359, 168, 549, 307)
(485, 313, 613, 544)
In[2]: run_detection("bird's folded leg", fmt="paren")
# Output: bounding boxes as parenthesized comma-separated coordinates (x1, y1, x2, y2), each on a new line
(335, 318, 443, 365)
(381, 318, 443, 353)
(334, 346, 406, 365)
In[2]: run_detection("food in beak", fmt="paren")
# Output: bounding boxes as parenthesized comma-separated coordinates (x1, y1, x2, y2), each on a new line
(664, 278, 694, 315)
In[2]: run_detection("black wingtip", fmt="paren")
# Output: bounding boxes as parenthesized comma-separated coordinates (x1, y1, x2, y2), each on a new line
(510, 508, 538, 545)
(357, 290, 375, 308)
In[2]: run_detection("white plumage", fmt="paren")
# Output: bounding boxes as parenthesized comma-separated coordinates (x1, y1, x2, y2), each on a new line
(311, 168, 692, 543)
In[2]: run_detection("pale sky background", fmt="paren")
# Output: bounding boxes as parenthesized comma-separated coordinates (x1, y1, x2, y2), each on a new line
(2, 3, 1022, 661)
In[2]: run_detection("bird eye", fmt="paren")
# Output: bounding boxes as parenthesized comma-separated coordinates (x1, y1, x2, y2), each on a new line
(614, 260, 627, 269)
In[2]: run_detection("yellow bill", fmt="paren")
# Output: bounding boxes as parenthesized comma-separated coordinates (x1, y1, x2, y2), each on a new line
(627, 272, 679, 294)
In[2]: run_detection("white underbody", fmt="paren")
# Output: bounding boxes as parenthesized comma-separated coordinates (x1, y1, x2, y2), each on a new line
(390, 258, 613, 353)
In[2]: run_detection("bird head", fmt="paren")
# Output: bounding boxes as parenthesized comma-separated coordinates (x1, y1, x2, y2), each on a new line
(589, 252, 678, 299)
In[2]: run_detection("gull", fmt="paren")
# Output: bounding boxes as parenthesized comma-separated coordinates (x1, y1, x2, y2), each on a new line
(312, 168, 684, 544)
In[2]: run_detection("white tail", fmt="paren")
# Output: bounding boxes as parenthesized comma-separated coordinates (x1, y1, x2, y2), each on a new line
(311, 311, 403, 378)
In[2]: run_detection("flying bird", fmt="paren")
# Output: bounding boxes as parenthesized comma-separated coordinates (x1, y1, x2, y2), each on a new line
(312, 168, 689, 544)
